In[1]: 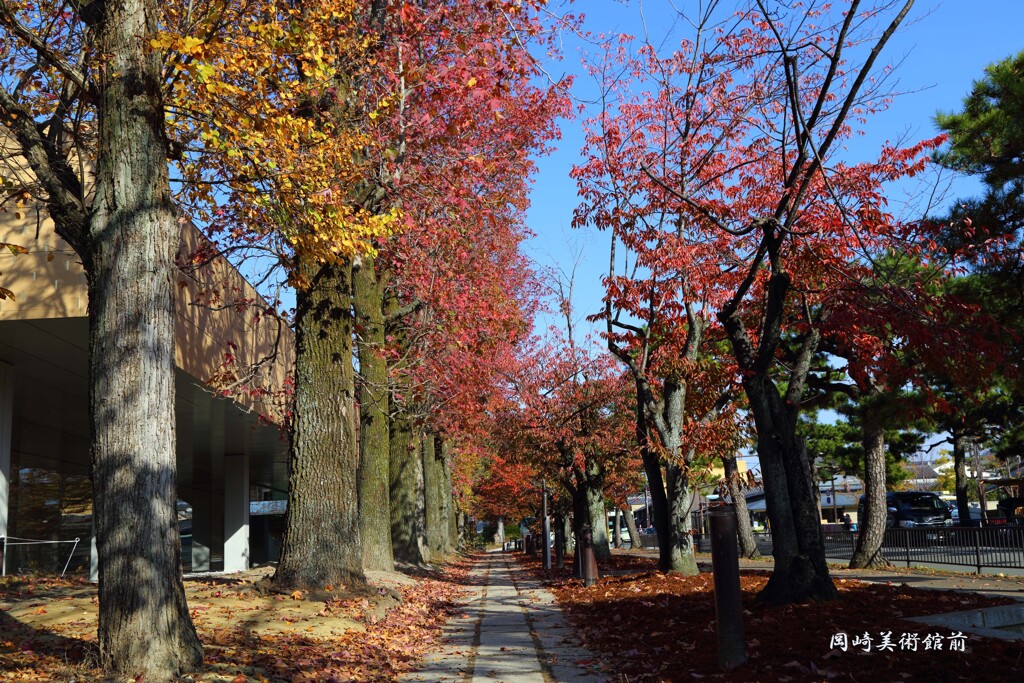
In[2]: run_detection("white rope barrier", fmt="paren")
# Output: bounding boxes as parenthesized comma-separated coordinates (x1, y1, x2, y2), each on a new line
(1, 535, 82, 578)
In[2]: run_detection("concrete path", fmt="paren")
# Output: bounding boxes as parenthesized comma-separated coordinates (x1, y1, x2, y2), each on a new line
(708, 553, 1024, 602)
(402, 551, 605, 683)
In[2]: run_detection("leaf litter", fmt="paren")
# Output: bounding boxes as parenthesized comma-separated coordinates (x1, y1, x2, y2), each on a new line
(0, 558, 472, 682)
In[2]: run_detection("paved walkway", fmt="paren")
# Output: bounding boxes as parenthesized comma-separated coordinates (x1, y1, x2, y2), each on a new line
(706, 554, 1024, 602)
(402, 551, 605, 683)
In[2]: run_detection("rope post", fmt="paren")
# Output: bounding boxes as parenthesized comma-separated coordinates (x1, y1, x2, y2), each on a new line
(61, 538, 81, 578)
(709, 505, 746, 671)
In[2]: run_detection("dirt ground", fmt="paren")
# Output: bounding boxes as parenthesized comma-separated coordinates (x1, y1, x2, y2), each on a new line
(0, 563, 467, 682)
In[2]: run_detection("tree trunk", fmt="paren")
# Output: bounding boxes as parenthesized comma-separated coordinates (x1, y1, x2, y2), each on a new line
(636, 395, 674, 572)
(390, 409, 428, 564)
(87, 0, 203, 676)
(571, 483, 588, 576)
(623, 506, 641, 548)
(584, 458, 611, 562)
(456, 510, 467, 550)
(440, 438, 457, 553)
(353, 256, 393, 572)
(613, 509, 623, 548)
(275, 261, 366, 591)
(666, 462, 699, 575)
(723, 454, 761, 559)
(744, 376, 837, 604)
(953, 431, 971, 526)
(562, 511, 573, 558)
(850, 412, 890, 568)
(423, 433, 445, 559)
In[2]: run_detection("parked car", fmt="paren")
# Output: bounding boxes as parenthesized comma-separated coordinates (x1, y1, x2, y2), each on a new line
(997, 497, 1024, 525)
(858, 491, 953, 530)
(949, 502, 1009, 527)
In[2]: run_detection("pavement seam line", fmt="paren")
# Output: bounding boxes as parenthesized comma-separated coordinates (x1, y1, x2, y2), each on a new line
(461, 555, 489, 683)
(504, 554, 560, 683)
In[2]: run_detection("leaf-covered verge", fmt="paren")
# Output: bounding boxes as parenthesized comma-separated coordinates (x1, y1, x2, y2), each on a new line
(517, 554, 1024, 682)
(0, 559, 471, 682)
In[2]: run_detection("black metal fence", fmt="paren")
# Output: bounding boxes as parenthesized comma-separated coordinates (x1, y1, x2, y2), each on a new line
(822, 526, 1024, 573)
(681, 522, 1024, 573)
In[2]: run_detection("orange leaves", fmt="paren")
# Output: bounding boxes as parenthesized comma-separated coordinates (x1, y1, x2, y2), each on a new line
(163, 0, 395, 268)
(149, 33, 206, 56)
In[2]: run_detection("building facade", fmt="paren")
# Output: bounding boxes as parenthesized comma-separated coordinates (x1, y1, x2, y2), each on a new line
(0, 205, 293, 577)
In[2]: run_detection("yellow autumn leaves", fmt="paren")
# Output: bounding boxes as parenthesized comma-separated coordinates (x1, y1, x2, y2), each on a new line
(157, 0, 397, 276)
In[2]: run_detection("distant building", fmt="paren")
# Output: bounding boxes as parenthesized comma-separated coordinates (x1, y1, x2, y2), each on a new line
(905, 460, 941, 491)
(743, 474, 864, 526)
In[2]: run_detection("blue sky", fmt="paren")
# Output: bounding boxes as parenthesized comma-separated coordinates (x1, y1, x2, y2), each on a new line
(521, 0, 1024, 467)
(524, 0, 1024, 330)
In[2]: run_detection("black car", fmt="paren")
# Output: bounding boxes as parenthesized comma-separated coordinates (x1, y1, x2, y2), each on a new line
(858, 491, 953, 529)
(997, 497, 1024, 526)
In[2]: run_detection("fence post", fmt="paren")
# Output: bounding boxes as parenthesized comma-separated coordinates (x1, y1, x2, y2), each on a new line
(904, 531, 911, 569)
(849, 530, 856, 557)
(974, 529, 983, 574)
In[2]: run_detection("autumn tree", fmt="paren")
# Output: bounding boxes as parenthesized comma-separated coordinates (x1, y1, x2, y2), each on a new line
(0, 0, 203, 678)
(331, 0, 570, 567)
(574, 0, 963, 603)
(162, 0, 404, 590)
(573, 7, 759, 575)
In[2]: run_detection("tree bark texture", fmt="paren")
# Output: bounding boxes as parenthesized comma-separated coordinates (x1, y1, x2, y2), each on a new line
(439, 438, 457, 553)
(636, 399, 674, 572)
(666, 461, 699, 575)
(571, 484, 588, 576)
(275, 262, 366, 591)
(584, 458, 611, 562)
(390, 409, 428, 564)
(353, 256, 393, 572)
(86, 0, 203, 676)
(850, 416, 890, 568)
(623, 506, 641, 547)
(613, 509, 623, 548)
(743, 375, 837, 603)
(562, 512, 573, 557)
(456, 510, 467, 550)
(422, 433, 445, 559)
(723, 454, 761, 559)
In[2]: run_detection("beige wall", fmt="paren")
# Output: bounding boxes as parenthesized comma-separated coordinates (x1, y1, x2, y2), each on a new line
(0, 204, 294, 422)
(709, 458, 748, 483)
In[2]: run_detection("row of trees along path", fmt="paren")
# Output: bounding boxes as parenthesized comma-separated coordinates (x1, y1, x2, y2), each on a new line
(0, 1, 569, 681)
(2, 0, 1020, 680)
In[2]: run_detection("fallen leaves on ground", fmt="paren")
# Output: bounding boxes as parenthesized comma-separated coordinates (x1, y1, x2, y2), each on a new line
(520, 553, 1024, 682)
(0, 558, 472, 682)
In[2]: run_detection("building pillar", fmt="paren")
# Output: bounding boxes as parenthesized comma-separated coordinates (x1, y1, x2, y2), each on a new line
(0, 363, 13, 575)
(206, 399, 226, 571)
(190, 493, 212, 572)
(223, 450, 250, 572)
